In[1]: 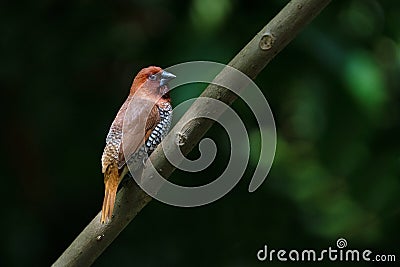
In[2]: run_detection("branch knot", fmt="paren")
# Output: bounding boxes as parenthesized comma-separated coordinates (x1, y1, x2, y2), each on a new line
(259, 33, 275, 50)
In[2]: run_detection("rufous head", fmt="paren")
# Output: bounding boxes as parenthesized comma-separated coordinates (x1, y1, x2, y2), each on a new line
(130, 66, 176, 102)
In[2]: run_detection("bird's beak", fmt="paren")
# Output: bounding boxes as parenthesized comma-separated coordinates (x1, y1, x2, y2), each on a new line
(160, 70, 176, 86)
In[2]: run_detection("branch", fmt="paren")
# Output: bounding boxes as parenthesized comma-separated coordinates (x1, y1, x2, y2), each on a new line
(52, 0, 331, 266)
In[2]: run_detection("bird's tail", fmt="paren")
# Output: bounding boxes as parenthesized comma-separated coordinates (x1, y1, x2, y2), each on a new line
(101, 163, 120, 223)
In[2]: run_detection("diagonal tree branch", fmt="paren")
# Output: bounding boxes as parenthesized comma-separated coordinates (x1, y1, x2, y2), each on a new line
(52, 0, 331, 266)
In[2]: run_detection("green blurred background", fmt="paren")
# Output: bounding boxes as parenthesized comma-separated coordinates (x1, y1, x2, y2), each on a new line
(1, 0, 399, 266)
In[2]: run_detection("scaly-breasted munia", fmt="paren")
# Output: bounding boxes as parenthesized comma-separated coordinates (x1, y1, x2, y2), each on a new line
(101, 66, 175, 223)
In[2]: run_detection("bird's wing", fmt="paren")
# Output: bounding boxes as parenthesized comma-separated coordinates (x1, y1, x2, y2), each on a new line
(117, 97, 160, 169)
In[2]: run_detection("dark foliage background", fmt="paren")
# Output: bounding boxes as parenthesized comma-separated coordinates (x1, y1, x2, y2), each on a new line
(0, 0, 399, 266)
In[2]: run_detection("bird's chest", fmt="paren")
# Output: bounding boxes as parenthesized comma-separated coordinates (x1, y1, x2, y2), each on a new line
(127, 106, 172, 171)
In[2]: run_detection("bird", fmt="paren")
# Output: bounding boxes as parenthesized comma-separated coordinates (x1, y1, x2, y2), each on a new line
(100, 66, 175, 223)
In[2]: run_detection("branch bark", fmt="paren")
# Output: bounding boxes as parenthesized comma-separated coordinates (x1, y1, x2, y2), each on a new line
(53, 0, 331, 266)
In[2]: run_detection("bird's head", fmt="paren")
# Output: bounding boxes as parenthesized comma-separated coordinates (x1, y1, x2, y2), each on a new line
(130, 66, 176, 102)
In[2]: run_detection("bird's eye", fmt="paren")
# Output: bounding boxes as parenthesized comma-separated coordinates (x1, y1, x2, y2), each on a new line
(148, 74, 157, 81)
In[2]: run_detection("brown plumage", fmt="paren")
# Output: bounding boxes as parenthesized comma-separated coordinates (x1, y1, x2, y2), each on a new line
(101, 66, 175, 223)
